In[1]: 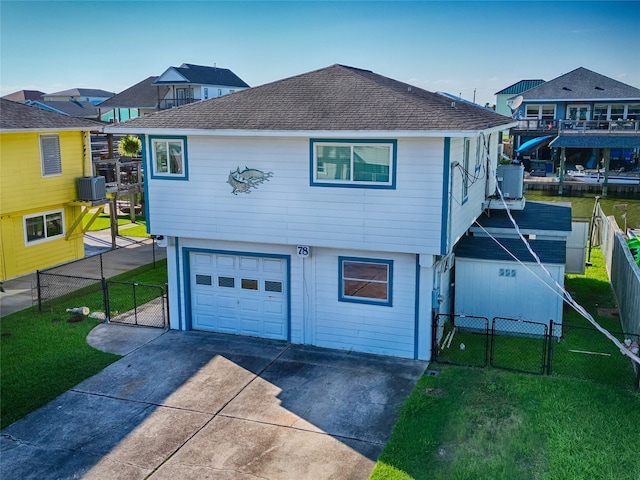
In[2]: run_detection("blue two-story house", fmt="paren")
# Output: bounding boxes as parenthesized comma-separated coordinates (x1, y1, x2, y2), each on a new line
(506, 67, 640, 178)
(106, 64, 516, 360)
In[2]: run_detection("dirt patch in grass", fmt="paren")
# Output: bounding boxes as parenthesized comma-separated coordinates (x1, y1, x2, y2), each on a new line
(67, 314, 85, 323)
(426, 387, 446, 397)
(597, 307, 619, 318)
(51, 317, 63, 323)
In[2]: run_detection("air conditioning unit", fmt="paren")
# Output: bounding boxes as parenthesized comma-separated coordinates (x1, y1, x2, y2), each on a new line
(496, 164, 524, 199)
(77, 176, 107, 201)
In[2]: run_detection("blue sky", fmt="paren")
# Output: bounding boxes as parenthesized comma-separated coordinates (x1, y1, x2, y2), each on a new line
(1, 0, 639, 107)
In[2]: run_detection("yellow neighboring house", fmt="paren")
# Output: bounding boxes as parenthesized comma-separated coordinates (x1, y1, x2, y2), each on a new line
(0, 99, 102, 281)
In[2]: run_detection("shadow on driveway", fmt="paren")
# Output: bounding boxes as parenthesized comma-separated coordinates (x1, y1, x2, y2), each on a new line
(1, 331, 427, 479)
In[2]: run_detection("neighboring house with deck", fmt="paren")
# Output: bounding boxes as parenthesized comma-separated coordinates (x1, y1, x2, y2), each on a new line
(506, 67, 640, 175)
(152, 63, 250, 110)
(0, 99, 102, 281)
(106, 64, 516, 359)
(96, 76, 171, 122)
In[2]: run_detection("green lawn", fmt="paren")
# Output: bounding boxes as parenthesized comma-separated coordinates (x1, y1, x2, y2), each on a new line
(0, 260, 167, 429)
(83, 212, 145, 232)
(371, 248, 640, 479)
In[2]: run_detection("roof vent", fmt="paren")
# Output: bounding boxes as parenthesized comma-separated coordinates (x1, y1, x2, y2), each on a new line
(562, 87, 572, 91)
(407, 86, 412, 93)
(451, 102, 456, 108)
(595, 86, 604, 90)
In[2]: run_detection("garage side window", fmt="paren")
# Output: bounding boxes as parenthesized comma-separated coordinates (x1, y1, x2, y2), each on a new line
(150, 136, 188, 180)
(24, 210, 64, 245)
(339, 257, 392, 306)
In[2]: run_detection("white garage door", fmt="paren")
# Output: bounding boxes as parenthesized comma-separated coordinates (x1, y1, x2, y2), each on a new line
(190, 252, 287, 340)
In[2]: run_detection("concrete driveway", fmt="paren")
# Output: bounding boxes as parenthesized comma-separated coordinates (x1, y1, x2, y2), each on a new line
(1, 330, 427, 479)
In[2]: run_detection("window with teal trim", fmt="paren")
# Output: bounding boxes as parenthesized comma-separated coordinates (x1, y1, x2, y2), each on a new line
(150, 137, 188, 179)
(339, 257, 392, 306)
(311, 140, 396, 188)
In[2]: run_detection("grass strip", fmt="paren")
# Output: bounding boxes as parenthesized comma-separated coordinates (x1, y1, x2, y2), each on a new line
(1, 260, 167, 429)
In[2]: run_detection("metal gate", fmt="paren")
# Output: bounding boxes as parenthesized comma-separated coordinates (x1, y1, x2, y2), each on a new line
(105, 281, 167, 328)
(433, 314, 549, 374)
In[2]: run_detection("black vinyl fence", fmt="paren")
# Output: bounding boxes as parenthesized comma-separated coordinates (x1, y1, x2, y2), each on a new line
(433, 314, 640, 389)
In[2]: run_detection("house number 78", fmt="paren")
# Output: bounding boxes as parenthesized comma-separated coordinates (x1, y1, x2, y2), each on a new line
(297, 246, 310, 257)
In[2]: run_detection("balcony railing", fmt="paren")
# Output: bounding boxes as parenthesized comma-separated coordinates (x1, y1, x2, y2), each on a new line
(158, 97, 197, 110)
(515, 119, 640, 134)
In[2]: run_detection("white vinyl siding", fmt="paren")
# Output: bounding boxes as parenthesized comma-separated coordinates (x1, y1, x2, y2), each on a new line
(40, 134, 62, 176)
(146, 136, 444, 255)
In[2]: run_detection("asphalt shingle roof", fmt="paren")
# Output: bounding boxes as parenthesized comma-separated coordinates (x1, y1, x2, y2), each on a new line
(0, 99, 102, 130)
(495, 80, 545, 96)
(25, 100, 99, 119)
(45, 88, 115, 98)
(117, 64, 514, 132)
(519, 67, 640, 101)
(1, 90, 46, 102)
(153, 64, 250, 88)
(476, 201, 572, 232)
(456, 236, 567, 264)
(97, 76, 170, 109)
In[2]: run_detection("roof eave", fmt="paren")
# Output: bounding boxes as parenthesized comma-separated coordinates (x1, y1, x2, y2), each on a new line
(104, 124, 516, 137)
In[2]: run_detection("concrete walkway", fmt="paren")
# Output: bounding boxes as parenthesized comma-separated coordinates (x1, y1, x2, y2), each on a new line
(1, 329, 427, 480)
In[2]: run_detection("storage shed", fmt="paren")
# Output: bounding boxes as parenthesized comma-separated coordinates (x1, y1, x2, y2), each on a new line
(454, 201, 572, 337)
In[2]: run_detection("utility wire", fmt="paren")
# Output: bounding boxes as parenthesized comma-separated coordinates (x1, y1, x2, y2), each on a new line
(489, 182, 640, 366)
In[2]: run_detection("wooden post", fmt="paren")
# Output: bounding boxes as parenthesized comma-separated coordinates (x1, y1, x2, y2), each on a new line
(110, 196, 118, 248)
(558, 147, 566, 195)
(602, 148, 610, 198)
(107, 133, 114, 159)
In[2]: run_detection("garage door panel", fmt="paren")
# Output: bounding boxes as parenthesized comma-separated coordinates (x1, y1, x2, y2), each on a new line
(190, 252, 287, 340)
(239, 256, 259, 271)
(264, 300, 284, 315)
(240, 298, 261, 313)
(194, 292, 215, 307)
(194, 313, 217, 329)
(263, 258, 284, 272)
(216, 255, 236, 268)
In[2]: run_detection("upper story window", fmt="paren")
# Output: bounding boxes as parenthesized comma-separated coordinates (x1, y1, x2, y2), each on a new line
(339, 257, 392, 306)
(311, 139, 396, 188)
(594, 103, 640, 121)
(24, 210, 64, 245)
(40, 134, 62, 177)
(525, 104, 556, 119)
(150, 136, 188, 180)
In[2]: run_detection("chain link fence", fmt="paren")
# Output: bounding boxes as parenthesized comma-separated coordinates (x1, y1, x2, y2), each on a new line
(433, 314, 489, 367)
(106, 281, 166, 328)
(36, 240, 167, 327)
(433, 314, 640, 389)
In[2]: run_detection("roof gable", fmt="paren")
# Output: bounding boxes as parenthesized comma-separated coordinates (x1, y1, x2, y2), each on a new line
(116, 64, 514, 132)
(152, 64, 250, 88)
(520, 67, 640, 101)
(0, 99, 102, 130)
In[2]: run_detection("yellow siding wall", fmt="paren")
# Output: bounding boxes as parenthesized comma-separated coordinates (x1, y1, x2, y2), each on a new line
(0, 131, 86, 280)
